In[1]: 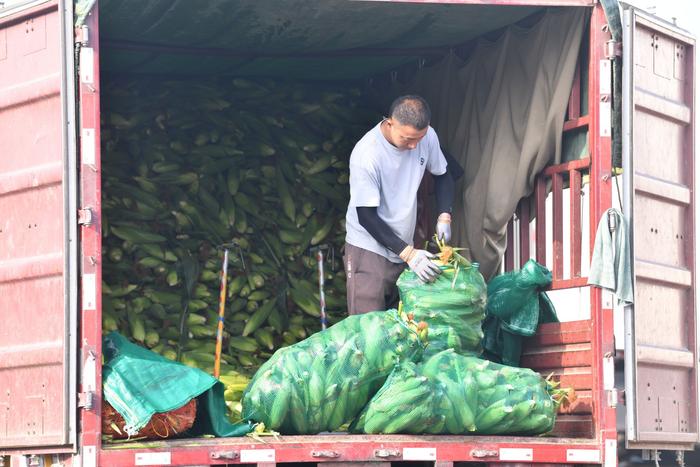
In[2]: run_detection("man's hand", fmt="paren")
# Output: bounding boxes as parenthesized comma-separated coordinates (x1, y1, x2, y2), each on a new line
(436, 212, 452, 243)
(400, 246, 441, 283)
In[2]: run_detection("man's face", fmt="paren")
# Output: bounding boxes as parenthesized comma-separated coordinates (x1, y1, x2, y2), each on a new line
(385, 118, 428, 151)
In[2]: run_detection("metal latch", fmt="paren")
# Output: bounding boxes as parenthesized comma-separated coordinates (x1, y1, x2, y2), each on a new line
(78, 391, 95, 410)
(606, 40, 622, 59)
(78, 207, 94, 226)
(210, 451, 239, 460)
(471, 449, 499, 458)
(374, 449, 401, 458)
(312, 450, 340, 458)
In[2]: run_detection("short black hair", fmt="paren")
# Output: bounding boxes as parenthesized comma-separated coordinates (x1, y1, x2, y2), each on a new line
(388, 95, 431, 130)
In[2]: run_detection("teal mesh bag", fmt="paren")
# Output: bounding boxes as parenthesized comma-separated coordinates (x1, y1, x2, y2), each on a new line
(241, 309, 426, 434)
(482, 260, 557, 366)
(397, 262, 487, 357)
(351, 349, 560, 435)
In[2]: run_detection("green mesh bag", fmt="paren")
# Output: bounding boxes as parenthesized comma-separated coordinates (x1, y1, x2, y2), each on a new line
(486, 259, 552, 323)
(351, 349, 562, 435)
(397, 262, 487, 357)
(241, 309, 426, 434)
(482, 260, 556, 366)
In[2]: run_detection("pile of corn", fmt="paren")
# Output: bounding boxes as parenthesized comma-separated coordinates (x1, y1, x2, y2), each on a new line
(100, 77, 380, 410)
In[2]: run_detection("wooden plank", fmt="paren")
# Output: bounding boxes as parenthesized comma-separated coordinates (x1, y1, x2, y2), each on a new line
(520, 343, 592, 368)
(543, 157, 591, 176)
(558, 390, 593, 415)
(552, 173, 564, 280)
(519, 198, 530, 267)
(569, 170, 582, 277)
(549, 277, 589, 290)
(550, 415, 594, 438)
(563, 115, 590, 132)
(535, 176, 547, 266)
(526, 320, 592, 347)
(533, 367, 594, 391)
(506, 217, 515, 272)
(567, 60, 581, 120)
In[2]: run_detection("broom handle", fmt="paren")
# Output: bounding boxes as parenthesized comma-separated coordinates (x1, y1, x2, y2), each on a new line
(214, 248, 229, 378)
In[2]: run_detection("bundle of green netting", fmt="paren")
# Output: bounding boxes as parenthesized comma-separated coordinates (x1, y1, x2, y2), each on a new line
(240, 309, 428, 434)
(397, 243, 487, 357)
(351, 349, 568, 435)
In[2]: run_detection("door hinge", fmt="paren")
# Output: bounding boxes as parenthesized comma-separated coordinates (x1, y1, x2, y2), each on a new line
(75, 25, 89, 46)
(78, 391, 95, 410)
(78, 207, 94, 226)
(606, 40, 622, 59)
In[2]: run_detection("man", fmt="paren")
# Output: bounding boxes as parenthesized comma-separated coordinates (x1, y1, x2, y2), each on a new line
(344, 95, 455, 315)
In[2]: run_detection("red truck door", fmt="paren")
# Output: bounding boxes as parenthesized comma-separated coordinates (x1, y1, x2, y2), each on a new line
(0, 0, 78, 453)
(621, 4, 698, 451)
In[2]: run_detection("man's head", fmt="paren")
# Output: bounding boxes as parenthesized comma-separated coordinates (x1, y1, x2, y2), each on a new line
(383, 95, 431, 151)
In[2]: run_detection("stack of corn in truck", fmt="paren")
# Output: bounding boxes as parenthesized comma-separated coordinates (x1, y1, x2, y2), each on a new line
(1, 0, 696, 466)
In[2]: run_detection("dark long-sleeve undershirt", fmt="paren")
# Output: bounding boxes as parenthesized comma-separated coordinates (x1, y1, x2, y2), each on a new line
(356, 206, 407, 255)
(356, 163, 456, 255)
(434, 170, 455, 214)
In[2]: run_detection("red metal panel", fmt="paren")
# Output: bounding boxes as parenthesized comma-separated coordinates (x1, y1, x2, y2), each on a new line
(0, 0, 71, 450)
(587, 4, 615, 454)
(77, 4, 104, 461)
(626, 8, 698, 449)
(98, 435, 602, 466)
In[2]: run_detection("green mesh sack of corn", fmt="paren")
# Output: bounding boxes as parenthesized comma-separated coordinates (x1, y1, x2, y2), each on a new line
(397, 240, 487, 357)
(350, 349, 571, 435)
(240, 309, 428, 434)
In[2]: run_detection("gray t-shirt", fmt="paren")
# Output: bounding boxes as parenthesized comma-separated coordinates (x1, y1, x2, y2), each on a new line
(345, 121, 448, 263)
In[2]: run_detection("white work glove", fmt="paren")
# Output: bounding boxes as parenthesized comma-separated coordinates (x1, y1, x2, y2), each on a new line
(400, 246, 442, 283)
(436, 212, 452, 243)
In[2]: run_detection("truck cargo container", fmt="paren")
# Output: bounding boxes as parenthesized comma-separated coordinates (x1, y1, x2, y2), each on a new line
(0, 0, 696, 466)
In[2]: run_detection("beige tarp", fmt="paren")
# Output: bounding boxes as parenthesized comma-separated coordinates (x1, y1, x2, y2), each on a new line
(393, 8, 586, 279)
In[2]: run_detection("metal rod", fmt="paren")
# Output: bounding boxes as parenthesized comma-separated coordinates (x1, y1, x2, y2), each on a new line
(622, 6, 638, 442)
(214, 248, 229, 378)
(317, 249, 327, 331)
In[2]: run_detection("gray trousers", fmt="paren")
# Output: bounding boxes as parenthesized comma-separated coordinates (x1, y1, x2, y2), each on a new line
(344, 243, 406, 315)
